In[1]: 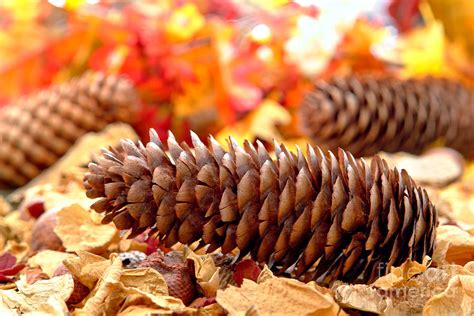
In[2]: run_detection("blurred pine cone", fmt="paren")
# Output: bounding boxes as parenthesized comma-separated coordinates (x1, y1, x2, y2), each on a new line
(84, 129, 437, 284)
(0, 71, 138, 188)
(300, 75, 474, 157)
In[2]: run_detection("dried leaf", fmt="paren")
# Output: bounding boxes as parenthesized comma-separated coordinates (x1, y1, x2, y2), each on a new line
(28, 250, 75, 277)
(381, 148, 464, 187)
(335, 284, 388, 314)
(434, 225, 474, 265)
(63, 251, 111, 289)
(120, 268, 168, 297)
(184, 248, 220, 297)
(216, 277, 344, 316)
(372, 257, 430, 289)
(233, 259, 261, 286)
(423, 274, 474, 315)
(0, 274, 74, 313)
(0, 252, 24, 283)
(54, 204, 118, 254)
(75, 254, 185, 315)
(256, 265, 275, 284)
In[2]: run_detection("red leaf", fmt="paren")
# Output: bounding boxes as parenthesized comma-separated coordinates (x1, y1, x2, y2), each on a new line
(388, 0, 421, 33)
(189, 296, 216, 308)
(232, 259, 261, 286)
(0, 253, 25, 282)
(0, 253, 17, 271)
(25, 199, 45, 219)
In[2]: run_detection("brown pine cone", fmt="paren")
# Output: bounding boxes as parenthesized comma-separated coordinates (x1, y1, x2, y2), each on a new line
(300, 75, 474, 157)
(84, 130, 437, 284)
(0, 71, 138, 188)
(138, 251, 195, 305)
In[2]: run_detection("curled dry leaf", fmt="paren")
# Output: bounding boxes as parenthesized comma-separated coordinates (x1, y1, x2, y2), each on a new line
(54, 204, 118, 254)
(434, 225, 474, 266)
(335, 284, 387, 314)
(0, 274, 73, 314)
(423, 274, 474, 315)
(256, 265, 275, 284)
(73, 254, 186, 315)
(216, 277, 344, 316)
(372, 257, 430, 290)
(63, 251, 113, 289)
(28, 250, 75, 277)
(232, 259, 261, 286)
(184, 248, 220, 297)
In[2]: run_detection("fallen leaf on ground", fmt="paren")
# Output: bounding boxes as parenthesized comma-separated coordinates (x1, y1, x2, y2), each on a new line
(372, 257, 430, 289)
(434, 225, 474, 265)
(0, 253, 25, 283)
(75, 254, 186, 315)
(423, 274, 474, 315)
(335, 284, 388, 314)
(216, 277, 344, 316)
(28, 250, 75, 277)
(185, 248, 220, 297)
(54, 204, 118, 254)
(232, 259, 261, 286)
(0, 274, 73, 313)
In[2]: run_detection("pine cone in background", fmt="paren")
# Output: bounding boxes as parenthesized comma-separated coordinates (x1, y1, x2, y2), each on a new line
(84, 129, 437, 284)
(0, 71, 138, 188)
(300, 75, 474, 158)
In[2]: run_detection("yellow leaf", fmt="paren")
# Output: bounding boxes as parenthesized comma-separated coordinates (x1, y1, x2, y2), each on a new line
(372, 257, 430, 289)
(216, 99, 291, 145)
(428, 0, 474, 59)
(165, 4, 205, 42)
(54, 204, 118, 254)
(216, 277, 344, 316)
(398, 22, 447, 77)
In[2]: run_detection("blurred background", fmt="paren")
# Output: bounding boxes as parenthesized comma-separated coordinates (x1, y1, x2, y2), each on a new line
(0, 0, 472, 146)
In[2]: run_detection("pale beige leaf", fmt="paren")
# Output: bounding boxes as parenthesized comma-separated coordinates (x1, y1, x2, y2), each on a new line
(28, 250, 75, 277)
(63, 250, 111, 289)
(335, 284, 388, 314)
(184, 248, 220, 297)
(55, 204, 118, 254)
(0, 274, 74, 314)
(256, 265, 275, 284)
(434, 225, 474, 266)
(423, 275, 474, 315)
(216, 277, 344, 316)
(120, 268, 168, 296)
(372, 257, 430, 289)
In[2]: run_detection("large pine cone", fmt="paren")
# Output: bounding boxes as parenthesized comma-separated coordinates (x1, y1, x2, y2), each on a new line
(0, 71, 138, 188)
(84, 130, 437, 284)
(300, 75, 474, 157)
